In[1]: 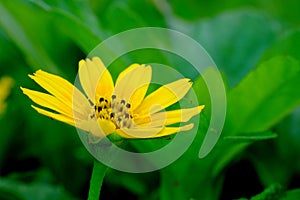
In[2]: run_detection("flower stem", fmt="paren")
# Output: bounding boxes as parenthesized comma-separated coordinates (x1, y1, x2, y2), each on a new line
(88, 161, 107, 200)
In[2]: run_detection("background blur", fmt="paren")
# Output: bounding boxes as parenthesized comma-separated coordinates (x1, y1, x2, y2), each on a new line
(1, 0, 300, 199)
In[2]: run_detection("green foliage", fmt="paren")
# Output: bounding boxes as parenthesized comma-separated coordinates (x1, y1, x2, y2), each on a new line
(1, 0, 300, 199)
(0, 170, 75, 200)
(164, 9, 281, 87)
(225, 56, 300, 134)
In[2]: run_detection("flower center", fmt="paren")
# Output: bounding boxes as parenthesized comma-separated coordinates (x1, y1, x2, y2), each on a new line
(93, 95, 133, 129)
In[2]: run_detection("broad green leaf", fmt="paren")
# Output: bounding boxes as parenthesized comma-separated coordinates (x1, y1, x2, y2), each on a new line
(249, 106, 300, 187)
(33, 0, 102, 35)
(163, 9, 281, 87)
(262, 29, 300, 62)
(166, 0, 300, 25)
(0, 1, 60, 73)
(230, 31, 300, 187)
(224, 56, 300, 135)
(30, 0, 103, 53)
(210, 56, 300, 178)
(100, 0, 166, 33)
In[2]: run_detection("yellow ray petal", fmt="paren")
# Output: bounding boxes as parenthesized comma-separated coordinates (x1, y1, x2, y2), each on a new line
(29, 70, 90, 115)
(116, 63, 140, 81)
(135, 105, 205, 127)
(31, 105, 76, 128)
(116, 123, 194, 139)
(134, 78, 192, 115)
(116, 126, 164, 138)
(77, 118, 116, 138)
(117, 64, 151, 110)
(79, 57, 114, 101)
(129, 84, 150, 111)
(114, 64, 151, 106)
(98, 118, 116, 136)
(21, 87, 76, 118)
(153, 123, 194, 138)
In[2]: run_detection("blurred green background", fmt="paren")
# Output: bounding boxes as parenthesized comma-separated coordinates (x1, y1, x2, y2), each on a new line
(1, 0, 300, 199)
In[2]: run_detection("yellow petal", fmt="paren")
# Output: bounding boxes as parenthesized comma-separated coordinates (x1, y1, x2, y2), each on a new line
(135, 105, 205, 127)
(116, 63, 140, 81)
(21, 87, 83, 119)
(31, 105, 76, 128)
(77, 118, 116, 138)
(129, 84, 150, 111)
(116, 126, 164, 138)
(114, 64, 151, 106)
(116, 123, 194, 139)
(79, 57, 114, 101)
(153, 123, 194, 138)
(98, 118, 116, 136)
(134, 78, 192, 115)
(29, 70, 90, 115)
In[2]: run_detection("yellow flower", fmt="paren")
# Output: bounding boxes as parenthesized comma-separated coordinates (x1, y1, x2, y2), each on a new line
(0, 76, 14, 115)
(21, 57, 204, 140)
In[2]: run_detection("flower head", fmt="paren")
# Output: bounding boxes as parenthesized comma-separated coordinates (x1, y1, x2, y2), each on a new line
(21, 57, 204, 141)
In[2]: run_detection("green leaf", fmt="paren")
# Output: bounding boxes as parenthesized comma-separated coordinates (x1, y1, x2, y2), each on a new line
(30, 0, 103, 53)
(209, 56, 300, 179)
(224, 56, 300, 135)
(163, 9, 281, 87)
(248, 106, 300, 187)
(262, 29, 300, 62)
(159, 55, 300, 200)
(0, 1, 60, 73)
(253, 36, 300, 187)
(166, 0, 300, 25)
(100, 0, 166, 33)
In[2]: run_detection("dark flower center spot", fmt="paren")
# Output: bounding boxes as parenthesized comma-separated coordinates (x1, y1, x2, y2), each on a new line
(93, 95, 133, 129)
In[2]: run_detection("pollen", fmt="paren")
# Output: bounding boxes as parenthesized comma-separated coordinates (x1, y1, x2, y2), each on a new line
(94, 95, 133, 129)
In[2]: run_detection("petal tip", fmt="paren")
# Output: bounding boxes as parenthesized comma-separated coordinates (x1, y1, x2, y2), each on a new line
(182, 123, 194, 131)
(199, 105, 205, 111)
(92, 57, 101, 62)
(79, 59, 86, 67)
(20, 87, 29, 94)
(28, 74, 34, 79)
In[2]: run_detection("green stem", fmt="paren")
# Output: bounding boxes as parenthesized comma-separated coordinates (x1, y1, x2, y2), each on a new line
(87, 161, 107, 200)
